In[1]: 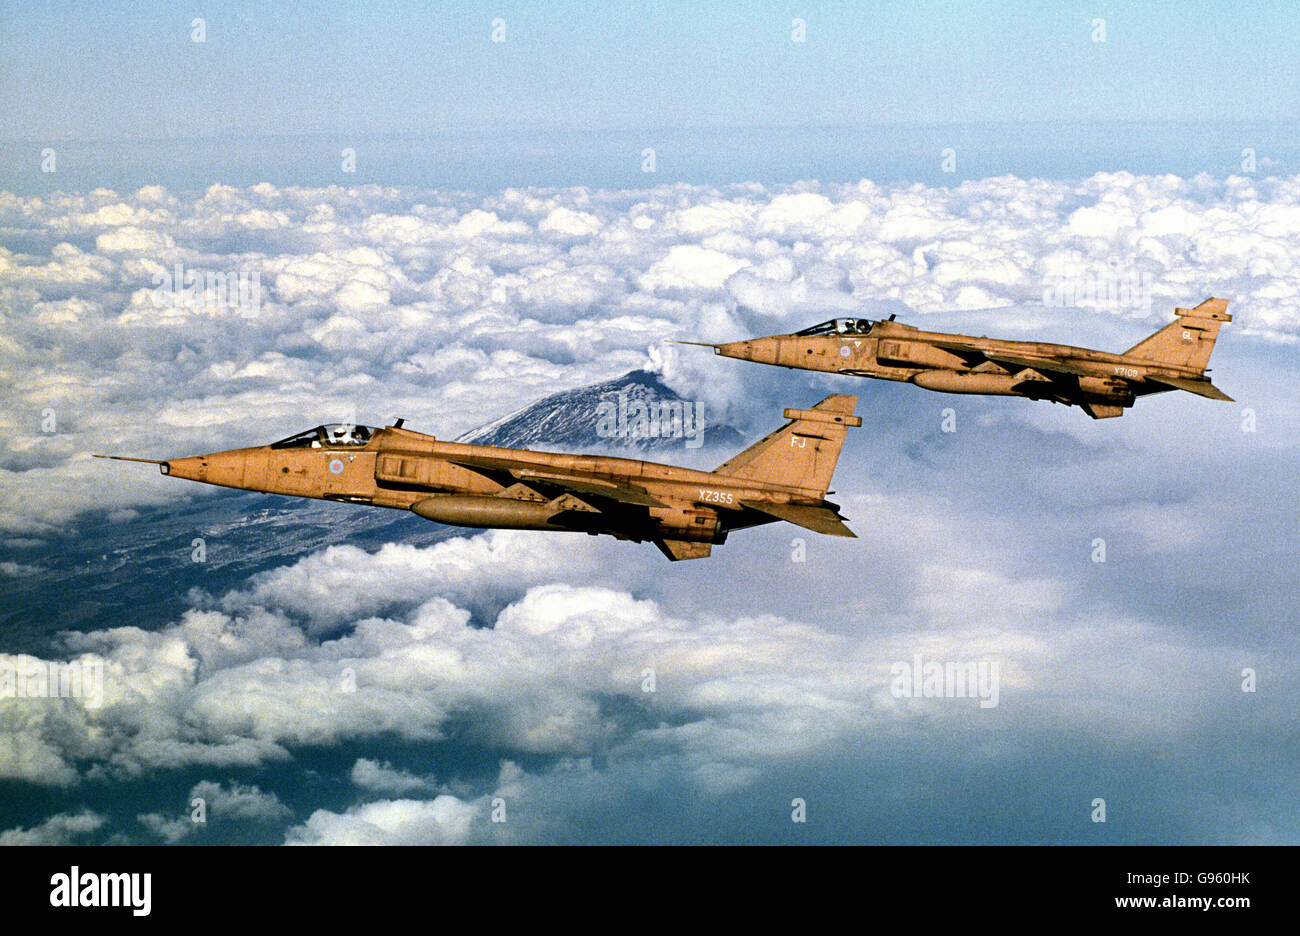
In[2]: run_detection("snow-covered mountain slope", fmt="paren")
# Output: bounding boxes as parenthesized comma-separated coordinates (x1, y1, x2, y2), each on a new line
(456, 369, 744, 452)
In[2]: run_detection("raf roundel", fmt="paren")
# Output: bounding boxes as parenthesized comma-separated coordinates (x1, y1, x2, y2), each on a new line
(329, 458, 345, 475)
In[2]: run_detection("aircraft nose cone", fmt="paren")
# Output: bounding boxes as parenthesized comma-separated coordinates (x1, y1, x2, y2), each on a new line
(162, 456, 206, 482)
(712, 340, 754, 361)
(162, 452, 249, 487)
(715, 340, 755, 361)
(719, 337, 782, 364)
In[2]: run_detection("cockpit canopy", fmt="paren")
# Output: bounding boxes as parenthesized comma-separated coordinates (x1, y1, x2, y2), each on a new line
(794, 318, 875, 336)
(270, 424, 375, 449)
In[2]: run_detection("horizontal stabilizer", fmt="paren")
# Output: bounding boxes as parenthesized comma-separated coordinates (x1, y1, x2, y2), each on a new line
(1146, 375, 1234, 401)
(1081, 402, 1125, 419)
(655, 538, 712, 561)
(739, 500, 856, 537)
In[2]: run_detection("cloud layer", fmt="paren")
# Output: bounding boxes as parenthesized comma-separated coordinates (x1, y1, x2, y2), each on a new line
(2, 175, 1298, 844)
(4, 174, 1300, 534)
(3, 523, 1296, 844)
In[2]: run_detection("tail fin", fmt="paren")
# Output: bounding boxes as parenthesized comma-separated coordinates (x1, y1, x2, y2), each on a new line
(1124, 297, 1231, 371)
(713, 395, 860, 495)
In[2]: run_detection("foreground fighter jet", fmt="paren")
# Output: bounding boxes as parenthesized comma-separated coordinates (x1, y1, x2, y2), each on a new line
(97, 395, 861, 561)
(679, 298, 1232, 419)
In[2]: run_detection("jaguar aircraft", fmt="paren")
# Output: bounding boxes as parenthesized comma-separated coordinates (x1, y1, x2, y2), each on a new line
(97, 396, 862, 561)
(678, 297, 1233, 419)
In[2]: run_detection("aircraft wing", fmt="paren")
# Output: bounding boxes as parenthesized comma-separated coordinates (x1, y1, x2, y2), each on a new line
(988, 354, 1097, 379)
(511, 469, 669, 507)
(446, 452, 539, 474)
(1144, 375, 1234, 401)
(738, 500, 856, 537)
(447, 455, 668, 508)
(928, 340, 1097, 379)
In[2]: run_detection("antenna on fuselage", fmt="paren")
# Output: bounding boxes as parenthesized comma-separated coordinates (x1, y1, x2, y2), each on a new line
(392, 418, 405, 429)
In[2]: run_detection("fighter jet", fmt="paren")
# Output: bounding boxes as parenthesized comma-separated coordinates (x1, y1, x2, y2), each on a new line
(96, 395, 862, 561)
(678, 298, 1233, 419)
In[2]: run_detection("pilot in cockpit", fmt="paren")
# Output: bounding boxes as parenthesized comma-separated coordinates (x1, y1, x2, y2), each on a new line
(835, 319, 873, 335)
(322, 423, 373, 446)
(270, 424, 374, 449)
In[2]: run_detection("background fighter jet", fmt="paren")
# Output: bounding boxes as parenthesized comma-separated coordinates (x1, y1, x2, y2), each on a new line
(681, 298, 1233, 419)
(97, 395, 861, 561)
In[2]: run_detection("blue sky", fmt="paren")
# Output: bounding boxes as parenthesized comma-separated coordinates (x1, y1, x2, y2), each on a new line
(3, 0, 1298, 139)
(3, 2, 1298, 193)
(2, 1, 1299, 195)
